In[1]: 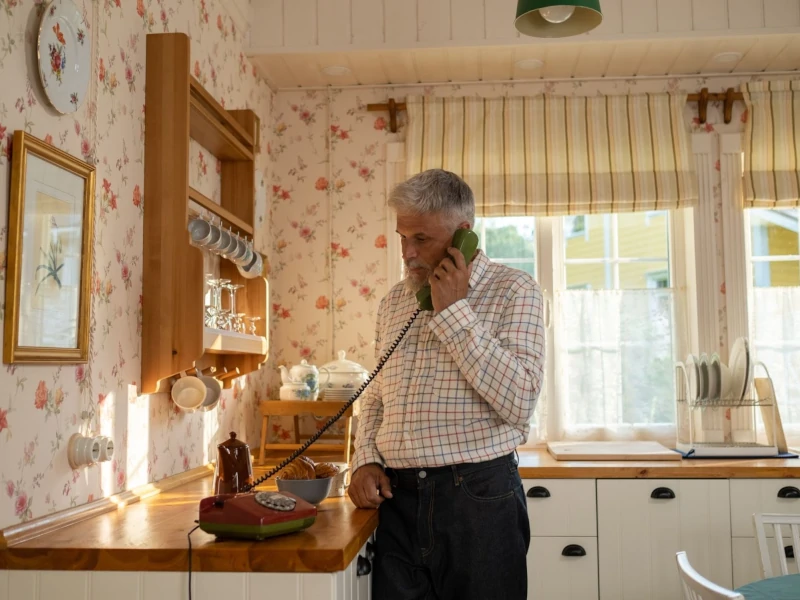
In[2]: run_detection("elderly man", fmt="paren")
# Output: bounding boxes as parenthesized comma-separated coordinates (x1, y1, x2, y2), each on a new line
(349, 169, 545, 600)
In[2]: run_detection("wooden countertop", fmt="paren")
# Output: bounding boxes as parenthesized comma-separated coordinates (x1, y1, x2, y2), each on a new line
(517, 448, 800, 479)
(0, 473, 378, 574)
(1, 449, 797, 574)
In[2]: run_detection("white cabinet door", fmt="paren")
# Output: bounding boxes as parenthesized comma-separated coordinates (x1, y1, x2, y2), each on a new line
(597, 479, 732, 600)
(732, 536, 800, 589)
(528, 537, 599, 600)
(523, 479, 597, 537)
(730, 479, 800, 537)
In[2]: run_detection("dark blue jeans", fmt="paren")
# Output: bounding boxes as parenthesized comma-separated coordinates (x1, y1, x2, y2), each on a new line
(373, 453, 530, 600)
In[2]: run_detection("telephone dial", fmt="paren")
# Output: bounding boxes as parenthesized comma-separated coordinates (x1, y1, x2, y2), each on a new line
(197, 229, 480, 541)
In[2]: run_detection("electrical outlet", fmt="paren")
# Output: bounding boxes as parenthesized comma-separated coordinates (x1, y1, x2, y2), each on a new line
(67, 434, 101, 469)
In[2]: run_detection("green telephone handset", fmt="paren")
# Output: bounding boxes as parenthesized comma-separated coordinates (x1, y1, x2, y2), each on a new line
(415, 228, 480, 311)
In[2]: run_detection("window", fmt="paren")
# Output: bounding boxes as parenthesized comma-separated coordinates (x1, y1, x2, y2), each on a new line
(476, 211, 683, 445)
(745, 208, 800, 431)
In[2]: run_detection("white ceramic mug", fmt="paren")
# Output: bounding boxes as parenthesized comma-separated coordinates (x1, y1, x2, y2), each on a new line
(171, 371, 206, 412)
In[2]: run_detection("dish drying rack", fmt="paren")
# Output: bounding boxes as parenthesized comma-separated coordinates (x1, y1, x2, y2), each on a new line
(675, 360, 778, 457)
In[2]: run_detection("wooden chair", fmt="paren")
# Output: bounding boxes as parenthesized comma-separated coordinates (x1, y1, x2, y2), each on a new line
(753, 513, 800, 578)
(675, 551, 744, 600)
(257, 401, 354, 466)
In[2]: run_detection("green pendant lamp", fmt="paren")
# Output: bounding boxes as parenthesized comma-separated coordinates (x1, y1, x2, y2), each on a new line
(515, 1, 603, 38)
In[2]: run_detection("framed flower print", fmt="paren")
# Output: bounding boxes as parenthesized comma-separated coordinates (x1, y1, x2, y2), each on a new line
(4, 131, 95, 363)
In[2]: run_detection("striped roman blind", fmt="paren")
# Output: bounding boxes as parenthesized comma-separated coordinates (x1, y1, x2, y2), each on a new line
(404, 94, 697, 217)
(742, 80, 800, 208)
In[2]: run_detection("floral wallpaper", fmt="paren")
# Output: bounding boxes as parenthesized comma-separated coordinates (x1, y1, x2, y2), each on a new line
(0, 0, 272, 529)
(266, 75, 766, 442)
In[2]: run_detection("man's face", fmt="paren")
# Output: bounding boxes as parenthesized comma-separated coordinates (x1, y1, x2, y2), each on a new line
(396, 212, 468, 292)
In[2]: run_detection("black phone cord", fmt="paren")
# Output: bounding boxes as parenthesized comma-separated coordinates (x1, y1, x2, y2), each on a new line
(242, 308, 421, 492)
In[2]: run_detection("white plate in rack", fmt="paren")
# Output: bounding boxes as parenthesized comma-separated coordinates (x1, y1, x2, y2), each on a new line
(685, 354, 700, 402)
(729, 337, 752, 403)
(37, 0, 91, 114)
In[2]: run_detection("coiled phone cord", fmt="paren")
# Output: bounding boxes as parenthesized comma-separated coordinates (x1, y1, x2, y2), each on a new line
(242, 308, 422, 492)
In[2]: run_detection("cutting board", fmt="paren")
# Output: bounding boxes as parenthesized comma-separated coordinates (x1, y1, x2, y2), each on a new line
(547, 441, 681, 461)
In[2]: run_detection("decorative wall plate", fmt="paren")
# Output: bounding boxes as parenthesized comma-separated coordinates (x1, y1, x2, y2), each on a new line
(37, 0, 91, 114)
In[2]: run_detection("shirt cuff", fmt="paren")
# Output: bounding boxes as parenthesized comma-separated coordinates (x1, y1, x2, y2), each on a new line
(351, 446, 384, 473)
(428, 298, 477, 342)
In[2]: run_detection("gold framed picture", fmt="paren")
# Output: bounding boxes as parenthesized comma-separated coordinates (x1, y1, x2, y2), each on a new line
(4, 131, 95, 363)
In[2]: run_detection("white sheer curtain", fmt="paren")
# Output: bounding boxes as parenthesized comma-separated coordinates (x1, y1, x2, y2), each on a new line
(533, 289, 680, 446)
(750, 287, 800, 445)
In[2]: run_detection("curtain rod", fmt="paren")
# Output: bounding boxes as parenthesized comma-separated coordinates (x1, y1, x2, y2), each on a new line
(366, 87, 744, 133)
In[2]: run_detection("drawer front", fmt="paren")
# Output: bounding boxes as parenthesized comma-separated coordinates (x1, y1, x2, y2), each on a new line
(527, 537, 599, 600)
(522, 479, 597, 537)
(732, 537, 800, 589)
(730, 479, 800, 537)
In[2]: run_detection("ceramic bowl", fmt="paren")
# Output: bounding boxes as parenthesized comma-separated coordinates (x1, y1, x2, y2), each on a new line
(276, 477, 332, 505)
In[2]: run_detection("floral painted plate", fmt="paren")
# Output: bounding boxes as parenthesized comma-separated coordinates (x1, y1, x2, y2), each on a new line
(37, 0, 91, 114)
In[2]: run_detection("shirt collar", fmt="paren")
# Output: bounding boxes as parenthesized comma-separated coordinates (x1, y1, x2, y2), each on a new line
(468, 249, 489, 289)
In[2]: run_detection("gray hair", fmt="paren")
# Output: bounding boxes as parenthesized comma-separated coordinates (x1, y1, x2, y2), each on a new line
(388, 169, 475, 227)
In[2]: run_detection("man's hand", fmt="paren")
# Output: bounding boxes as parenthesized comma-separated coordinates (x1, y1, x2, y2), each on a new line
(348, 464, 393, 509)
(430, 247, 471, 313)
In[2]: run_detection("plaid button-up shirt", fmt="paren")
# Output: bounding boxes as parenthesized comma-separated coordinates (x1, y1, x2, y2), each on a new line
(352, 250, 546, 471)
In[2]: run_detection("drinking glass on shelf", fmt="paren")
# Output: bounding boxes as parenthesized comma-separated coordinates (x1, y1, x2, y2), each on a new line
(234, 313, 247, 334)
(246, 316, 262, 336)
(222, 282, 244, 331)
(205, 276, 223, 328)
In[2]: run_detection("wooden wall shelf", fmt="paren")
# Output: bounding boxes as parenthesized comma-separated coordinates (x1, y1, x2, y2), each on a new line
(142, 32, 266, 395)
(188, 186, 253, 236)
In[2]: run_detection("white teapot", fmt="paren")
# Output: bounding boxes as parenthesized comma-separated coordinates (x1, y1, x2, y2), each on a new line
(318, 351, 369, 401)
(278, 360, 330, 400)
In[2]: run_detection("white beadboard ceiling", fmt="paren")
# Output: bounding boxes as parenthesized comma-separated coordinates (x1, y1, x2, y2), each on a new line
(251, 34, 800, 89)
(247, 0, 800, 89)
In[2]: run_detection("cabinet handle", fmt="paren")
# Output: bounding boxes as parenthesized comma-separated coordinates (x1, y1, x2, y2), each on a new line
(366, 541, 376, 561)
(561, 544, 586, 557)
(651, 487, 676, 499)
(777, 486, 800, 499)
(357, 555, 372, 577)
(526, 486, 551, 498)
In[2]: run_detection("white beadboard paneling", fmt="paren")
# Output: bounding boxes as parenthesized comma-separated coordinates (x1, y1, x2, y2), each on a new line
(251, 573, 301, 599)
(144, 572, 184, 600)
(592, 0, 623, 35)
(767, 34, 800, 69)
(254, 55, 298, 88)
(510, 46, 546, 79)
(734, 34, 794, 71)
(573, 43, 615, 78)
(6, 571, 36, 600)
(446, 47, 480, 81)
(412, 48, 449, 82)
(622, 0, 658, 33)
(764, 0, 800, 27)
(604, 41, 649, 77)
(543, 44, 581, 78)
(698, 37, 755, 73)
(347, 52, 389, 85)
(281, 54, 327, 86)
(528, 537, 599, 600)
(195, 573, 246, 600)
(91, 572, 141, 600)
(284, 0, 317, 47)
(732, 536, 800, 589)
(486, 0, 518, 39)
(637, 41, 683, 76)
(418, 0, 451, 43)
(598, 479, 732, 600)
(384, 0, 418, 45)
(301, 573, 335, 600)
(319, 53, 360, 86)
(728, 0, 765, 29)
(452, 0, 485, 41)
(252, 0, 283, 47)
(693, 0, 728, 30)
(351, 0, 384, 45)
(318, 0, 352, 47)
(479, 46, 513, 81)
(379, 51, 419, 84)
(40, 571, 89, 600)
(730, 479, 800, 537)
(657, 0, 692, 31)
(523, 479, 597, 537)
(670, 39, 725, 74)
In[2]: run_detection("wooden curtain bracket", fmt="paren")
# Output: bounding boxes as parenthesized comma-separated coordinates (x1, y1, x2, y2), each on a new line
(366, 98, 407, 133)
(686, 87, 744, 125)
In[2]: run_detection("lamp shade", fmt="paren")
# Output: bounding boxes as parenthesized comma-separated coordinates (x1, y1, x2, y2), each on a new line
(515, 0, 602, 38)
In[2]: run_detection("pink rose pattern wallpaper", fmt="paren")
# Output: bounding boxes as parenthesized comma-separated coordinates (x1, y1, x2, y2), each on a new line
(0, 0, 272, 528)
(266, 76, 760, 443)
(0, 0, 770, 528)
